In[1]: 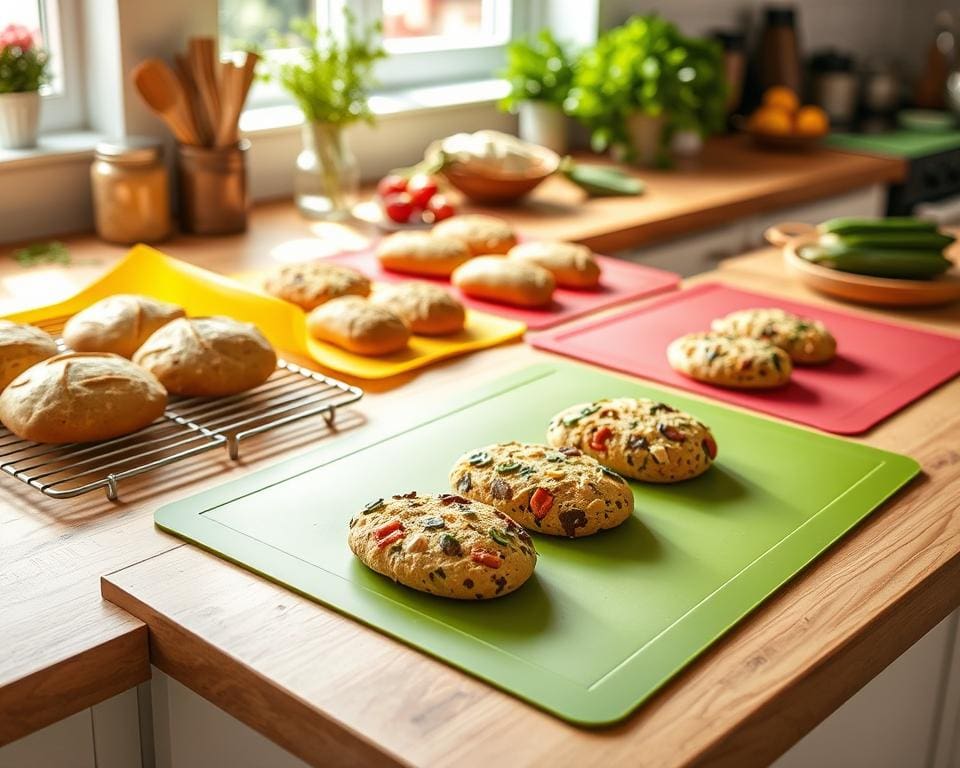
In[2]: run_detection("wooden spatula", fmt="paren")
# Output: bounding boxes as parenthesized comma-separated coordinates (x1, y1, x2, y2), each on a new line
(132, 58, 201, 145)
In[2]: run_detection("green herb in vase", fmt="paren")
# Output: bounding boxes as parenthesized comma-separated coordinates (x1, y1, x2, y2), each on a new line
(268, 13, 385, 220)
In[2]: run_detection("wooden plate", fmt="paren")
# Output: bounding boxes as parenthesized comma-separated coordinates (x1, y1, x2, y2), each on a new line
(765, 223, 960, 307)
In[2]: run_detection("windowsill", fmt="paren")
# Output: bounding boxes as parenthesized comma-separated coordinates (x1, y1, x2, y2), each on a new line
(0, 130, 103, 169)
(239, 77, 509, 136)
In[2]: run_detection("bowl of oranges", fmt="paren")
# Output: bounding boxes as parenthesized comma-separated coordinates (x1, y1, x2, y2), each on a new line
(746, 87, 830, 150)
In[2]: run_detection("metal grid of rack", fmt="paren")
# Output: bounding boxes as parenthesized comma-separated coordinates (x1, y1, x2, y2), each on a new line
(0, 316, 363, 501)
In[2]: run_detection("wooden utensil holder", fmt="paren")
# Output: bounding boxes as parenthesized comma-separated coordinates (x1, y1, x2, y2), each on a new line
(177, 140, 250, 235)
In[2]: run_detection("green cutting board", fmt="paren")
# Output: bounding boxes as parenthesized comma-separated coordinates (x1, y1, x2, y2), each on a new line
(156, 363, 918, 725)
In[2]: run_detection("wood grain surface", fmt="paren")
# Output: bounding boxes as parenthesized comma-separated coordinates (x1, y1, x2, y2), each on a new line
(101, 249, 960, 767)
(0, 146, 927, 751)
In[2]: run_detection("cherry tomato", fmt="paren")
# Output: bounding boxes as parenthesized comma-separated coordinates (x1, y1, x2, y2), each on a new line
(427, 195, 455, 221)
(382, 192, 414, 223)
(406, 174, 439, 208)
(470, 547, 502, 569)
(530, 488, 555, 520)
(377, 174, 407, 199)
(589, 426, 614, 452)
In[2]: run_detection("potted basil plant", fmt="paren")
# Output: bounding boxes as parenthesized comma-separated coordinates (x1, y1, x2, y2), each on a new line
(0, 24, 48, 150)
(269, 13, 385, 220)
(566, 15, 726, 166)
(499, 30, 575, 154)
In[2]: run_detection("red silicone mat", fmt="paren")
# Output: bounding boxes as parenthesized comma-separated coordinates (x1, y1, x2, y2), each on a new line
(531, 282, 960, 434)
(327, 249, 680, 330)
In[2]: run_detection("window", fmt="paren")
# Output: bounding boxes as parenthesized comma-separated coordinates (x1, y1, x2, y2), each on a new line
(221, 0, 524, 109)
(0, 0, 84, 131)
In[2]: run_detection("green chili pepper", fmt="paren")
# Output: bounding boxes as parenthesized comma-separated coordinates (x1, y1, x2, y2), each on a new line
(562, 403, 601, 426)
(771, 353, 782, 372)
(495, 461, 521, 474)
(468, 451, 491, 467)
(489, 528, 512, 546)
(362, 498, 384, 514)
(439, 533, 462, 556)
(422, 516, 445, 529)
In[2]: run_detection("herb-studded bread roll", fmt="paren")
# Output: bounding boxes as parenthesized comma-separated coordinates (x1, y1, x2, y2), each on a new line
(62, 294, 185, 359)
(371, 282, 466, 335)
(0, 352, 167, 443)
(263, 261, 371, 311)
(507, 241, 602, 289)
(133, 316, 276, 396)
(375, 232, 472, 277)
(710, 308, 836, 364)
(432, 214, 517, 256)
(307, 296, 411, 355)
(449, 441, 634, 537)
(0, 321, 58, 392)
(667, 332, 792, 389)
(451, 256, 555, 307)
(547, 398, 717, 483)
(348, 492, 537, 600)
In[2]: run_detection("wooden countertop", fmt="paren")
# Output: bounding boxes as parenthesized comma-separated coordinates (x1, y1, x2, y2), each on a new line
(97, 250, 960, 767)
(479, 137, 905, 252)
(0, 181, 944, 755)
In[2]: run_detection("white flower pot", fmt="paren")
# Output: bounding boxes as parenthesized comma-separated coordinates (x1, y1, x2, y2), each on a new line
(0, 91, 40, 150)
(518, 101, 568, 155)
(625, 112, 666, 167)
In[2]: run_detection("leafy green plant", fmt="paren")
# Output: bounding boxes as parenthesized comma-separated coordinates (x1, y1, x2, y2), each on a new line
(499, 30, 575, 111)
(268, 11, 386, 125)
(0, 24, 48, 94)
(13, 241, 69, 266)
(565, 15, 726, 155)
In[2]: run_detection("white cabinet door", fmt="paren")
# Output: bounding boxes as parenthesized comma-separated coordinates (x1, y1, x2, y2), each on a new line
(0, 688, 143, 768)
(616, 222, 744, 278)
(774, 611, 959, 768)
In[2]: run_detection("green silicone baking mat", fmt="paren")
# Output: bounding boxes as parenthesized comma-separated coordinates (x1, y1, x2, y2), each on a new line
(156, 363, 918, 725)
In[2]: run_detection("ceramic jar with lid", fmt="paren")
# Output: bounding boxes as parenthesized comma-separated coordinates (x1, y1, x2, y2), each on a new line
(90, 138, 171, 244)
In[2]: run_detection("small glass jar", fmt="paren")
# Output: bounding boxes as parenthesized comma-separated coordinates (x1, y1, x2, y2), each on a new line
(90, 138, 171, 244)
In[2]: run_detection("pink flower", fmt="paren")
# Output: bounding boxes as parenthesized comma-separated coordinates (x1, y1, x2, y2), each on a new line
(0, 24, 37, 53)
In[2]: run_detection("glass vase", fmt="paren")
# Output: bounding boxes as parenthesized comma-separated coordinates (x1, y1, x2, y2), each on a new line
(294, 122, 359, 220)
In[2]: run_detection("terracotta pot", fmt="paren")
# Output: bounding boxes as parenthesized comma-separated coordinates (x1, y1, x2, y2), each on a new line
(0, 91, 40, 149)
(518, 101, 568, 154)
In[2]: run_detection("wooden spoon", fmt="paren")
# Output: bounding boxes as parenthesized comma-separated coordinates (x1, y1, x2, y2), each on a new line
(175, 53, 212, 146)
(189, 38, 221, 142)
(132, 58, 200, 145)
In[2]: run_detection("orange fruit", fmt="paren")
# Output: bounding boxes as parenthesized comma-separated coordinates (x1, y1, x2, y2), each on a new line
(763, 86, 800, 114)
(795, 105, 829, 136)
(749, 106, 793, 135)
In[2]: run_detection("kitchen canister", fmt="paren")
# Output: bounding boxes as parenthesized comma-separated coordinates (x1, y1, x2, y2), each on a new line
(177, 140, 250, 235)
(90, 138, 171, 244)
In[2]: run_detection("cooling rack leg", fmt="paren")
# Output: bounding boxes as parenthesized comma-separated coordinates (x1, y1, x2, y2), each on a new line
(227, 436, 240, 461)
(106, 476, 119, 501)
(323, 406, 336, 428)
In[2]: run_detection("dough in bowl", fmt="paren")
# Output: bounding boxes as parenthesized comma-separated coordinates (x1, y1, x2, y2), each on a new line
(62, 294, 185, 358)
(0, 320, 59, 392)
(0, 352, 167, 443)
(133, 316, 277, 397)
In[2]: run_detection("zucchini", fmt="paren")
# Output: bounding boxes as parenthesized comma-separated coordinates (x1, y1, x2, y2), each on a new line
(821, 231, 956, 251)
(560, 158, 645, 197)
(818, 216, 939, 236)
(800, 244, 952, 279)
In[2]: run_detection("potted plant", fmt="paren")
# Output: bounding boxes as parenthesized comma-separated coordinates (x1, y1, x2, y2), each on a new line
(269, 13, 385, 220)
(666, 36, 728, 157)
(566, 15, 726, 166)
(499, 30, 575, 154)
(0, 24, 48, 150)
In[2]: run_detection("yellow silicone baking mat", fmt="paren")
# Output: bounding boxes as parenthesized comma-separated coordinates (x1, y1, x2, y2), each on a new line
(3, 245, 526, 379)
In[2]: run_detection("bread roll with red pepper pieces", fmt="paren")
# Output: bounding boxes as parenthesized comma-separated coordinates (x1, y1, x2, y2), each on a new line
(547, 397, 717, 483)
(667, 332, 792, 389)
(348, 492, 536, 600)
(449, 441, 633, 538)
(710, 308, 836, 364)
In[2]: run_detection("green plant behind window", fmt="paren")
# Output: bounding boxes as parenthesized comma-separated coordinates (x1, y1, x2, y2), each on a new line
(565, 15, 726, 154)
(269, 12, 386, 126)
(499, 30, 575, 112)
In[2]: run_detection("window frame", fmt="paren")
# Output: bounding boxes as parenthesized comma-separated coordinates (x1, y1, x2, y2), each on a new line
(239, 0, 529, 110)
(37, 0, 86, 132)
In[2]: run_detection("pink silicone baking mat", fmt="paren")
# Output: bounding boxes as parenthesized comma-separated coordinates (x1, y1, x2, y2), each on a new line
(326, 249, 680, 330)
(531, 282, 960, 434)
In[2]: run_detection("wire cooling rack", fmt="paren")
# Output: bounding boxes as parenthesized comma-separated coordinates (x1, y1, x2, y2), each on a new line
(0, 316, 363, 501)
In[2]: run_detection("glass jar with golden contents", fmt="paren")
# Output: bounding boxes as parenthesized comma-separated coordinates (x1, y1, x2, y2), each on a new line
(90, 138, 171, 244)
